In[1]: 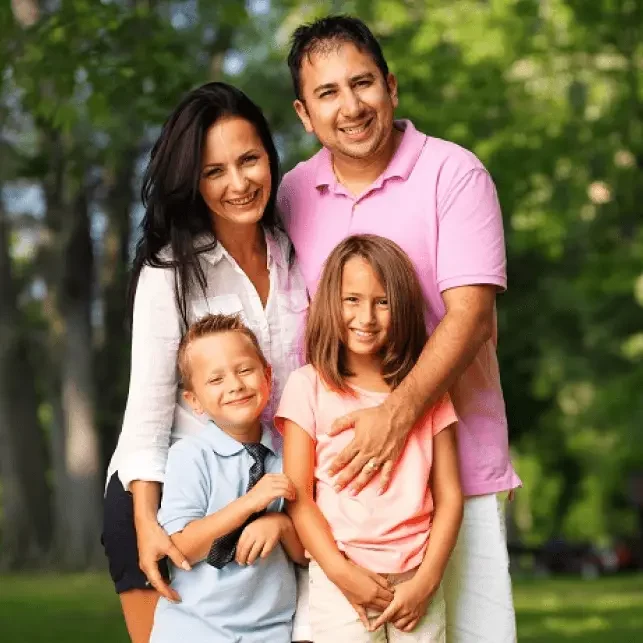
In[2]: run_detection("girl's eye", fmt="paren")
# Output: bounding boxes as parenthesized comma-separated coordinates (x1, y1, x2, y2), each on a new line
(239, 367, 253, 375)
(343, 296, 358, 303)
(377, 299, 389, 307)
(208, 377, 223, 385)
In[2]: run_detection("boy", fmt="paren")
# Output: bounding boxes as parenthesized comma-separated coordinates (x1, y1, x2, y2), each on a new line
(150, 314, 306, 643)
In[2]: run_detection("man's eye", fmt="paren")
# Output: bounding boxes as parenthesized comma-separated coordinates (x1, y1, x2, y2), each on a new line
(319, 90, 335, 98)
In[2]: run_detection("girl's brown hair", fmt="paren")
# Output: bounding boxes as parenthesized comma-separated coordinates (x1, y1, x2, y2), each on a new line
(305, 234, 428, 394)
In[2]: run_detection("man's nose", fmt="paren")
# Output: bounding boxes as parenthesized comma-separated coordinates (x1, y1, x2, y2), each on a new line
(340, 88, 363, 119)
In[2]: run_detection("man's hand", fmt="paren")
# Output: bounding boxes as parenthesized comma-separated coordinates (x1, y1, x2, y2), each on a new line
(327, 401, 413, 494)
(370, 577, 437, 632)
(235, 514, 286, 566)
(135, 517, 190, 603)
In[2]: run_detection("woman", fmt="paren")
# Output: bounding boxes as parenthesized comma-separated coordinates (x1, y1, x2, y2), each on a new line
(101, 83, 311, 643)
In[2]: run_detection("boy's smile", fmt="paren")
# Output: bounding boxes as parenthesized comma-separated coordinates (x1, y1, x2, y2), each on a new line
(183, 330, 271, 440)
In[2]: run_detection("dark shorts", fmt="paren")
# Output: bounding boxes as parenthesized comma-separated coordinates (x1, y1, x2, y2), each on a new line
(101, 472, 169, 594)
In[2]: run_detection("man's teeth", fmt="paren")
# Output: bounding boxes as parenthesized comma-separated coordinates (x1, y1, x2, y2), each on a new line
(228, 192, 257, 206)
(342, 122, 369, 134)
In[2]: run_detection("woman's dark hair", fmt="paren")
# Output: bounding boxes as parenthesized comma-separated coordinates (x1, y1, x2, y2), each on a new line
(129, 82, 282, 329)
(287, 15, 390, 100)
(306, 234, 427, 394)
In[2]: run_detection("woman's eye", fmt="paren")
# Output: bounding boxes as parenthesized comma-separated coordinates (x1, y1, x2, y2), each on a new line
(242, 155, 258, 164)
(377, 299, 389, 307)
(204, 168, 222, 178)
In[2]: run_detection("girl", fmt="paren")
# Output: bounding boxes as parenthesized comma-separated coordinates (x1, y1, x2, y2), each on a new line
(276, 235, 463, 642)
(101, 83, 311, 643)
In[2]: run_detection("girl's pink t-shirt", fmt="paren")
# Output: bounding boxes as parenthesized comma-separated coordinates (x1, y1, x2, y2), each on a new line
(275, 365, 457, 574)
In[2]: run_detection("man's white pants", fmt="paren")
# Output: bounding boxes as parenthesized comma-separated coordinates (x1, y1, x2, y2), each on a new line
(442, 494, 517, 642)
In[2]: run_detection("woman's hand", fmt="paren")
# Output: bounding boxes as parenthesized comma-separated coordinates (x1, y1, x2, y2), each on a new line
(327, 401, 414, 495)
(330, 559, 394, 629)
(135, 515, 191, 603)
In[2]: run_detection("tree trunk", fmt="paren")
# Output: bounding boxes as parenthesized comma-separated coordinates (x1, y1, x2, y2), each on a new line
(96, 155, 135, 472)
(55, 177, 104, 568)
(0, 205, 52, 569)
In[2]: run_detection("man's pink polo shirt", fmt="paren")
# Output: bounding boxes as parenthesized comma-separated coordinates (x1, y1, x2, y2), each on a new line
(277, 120, 521, 497)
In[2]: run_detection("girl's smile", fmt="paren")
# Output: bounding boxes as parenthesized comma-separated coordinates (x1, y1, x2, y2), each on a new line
(341, 256, 391, 358)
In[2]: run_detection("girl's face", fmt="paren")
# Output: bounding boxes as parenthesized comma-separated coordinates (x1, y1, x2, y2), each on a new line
(199, 116, 271, 231)
(341, 256, 390, 356)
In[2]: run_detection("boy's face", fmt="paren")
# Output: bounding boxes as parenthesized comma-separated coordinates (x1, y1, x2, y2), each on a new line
(294, 42, 398, 163)
(183, 331, 271, 434)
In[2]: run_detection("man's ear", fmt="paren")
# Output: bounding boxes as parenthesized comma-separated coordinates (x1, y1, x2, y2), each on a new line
(294, 99, 314, 134)
(387, 73, 398, 109)
(183, 389, 204, 415)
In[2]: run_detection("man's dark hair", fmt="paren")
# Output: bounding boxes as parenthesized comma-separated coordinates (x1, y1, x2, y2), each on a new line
(287, 15, 390, 101)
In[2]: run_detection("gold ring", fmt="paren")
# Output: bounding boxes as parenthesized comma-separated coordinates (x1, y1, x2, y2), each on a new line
(364, 458, 380, 472)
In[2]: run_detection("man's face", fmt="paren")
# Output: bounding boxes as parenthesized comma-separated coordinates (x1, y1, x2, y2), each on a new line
(294, 42, 398, 162)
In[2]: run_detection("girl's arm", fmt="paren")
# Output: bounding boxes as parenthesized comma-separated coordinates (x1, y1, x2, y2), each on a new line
(409, 424, 463, 593)
(282, 419, 348, 577)
(276, 514, 307, 565)
(282, 419, 393, 615)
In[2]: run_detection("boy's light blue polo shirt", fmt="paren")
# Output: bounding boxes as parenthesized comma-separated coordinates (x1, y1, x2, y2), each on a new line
(150, 422, 296, 643)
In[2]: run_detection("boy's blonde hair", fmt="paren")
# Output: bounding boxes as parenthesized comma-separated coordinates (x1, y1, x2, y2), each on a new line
(178, 313, 267, 390)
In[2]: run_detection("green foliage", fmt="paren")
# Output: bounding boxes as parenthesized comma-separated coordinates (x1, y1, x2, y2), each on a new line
(1, 0, 641, 550)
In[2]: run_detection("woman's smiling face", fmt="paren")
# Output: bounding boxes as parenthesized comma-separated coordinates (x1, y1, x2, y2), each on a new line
(199, 116, 272, 231)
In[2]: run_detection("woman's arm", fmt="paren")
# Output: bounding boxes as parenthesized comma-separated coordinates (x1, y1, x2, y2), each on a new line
(118, 265, 182, 491)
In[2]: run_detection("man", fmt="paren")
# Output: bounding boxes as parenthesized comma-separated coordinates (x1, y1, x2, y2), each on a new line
(278, 15, 521, 642)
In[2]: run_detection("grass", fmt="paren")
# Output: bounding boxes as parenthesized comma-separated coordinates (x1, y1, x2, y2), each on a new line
(1, 572, 642, 642)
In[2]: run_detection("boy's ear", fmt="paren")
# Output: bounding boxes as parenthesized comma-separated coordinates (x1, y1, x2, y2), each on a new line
(183, 389, 204, 415)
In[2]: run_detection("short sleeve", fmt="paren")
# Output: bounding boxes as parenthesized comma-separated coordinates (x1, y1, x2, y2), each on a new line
(436, 168, 507, 293)
(431, 394, 458, 436)
(276, 172, 294, 235)
(157, 440, 211, 536)
(274, 367, 317, 441)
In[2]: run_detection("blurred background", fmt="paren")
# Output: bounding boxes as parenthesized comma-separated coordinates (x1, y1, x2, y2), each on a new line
(1, 0, 642, 641)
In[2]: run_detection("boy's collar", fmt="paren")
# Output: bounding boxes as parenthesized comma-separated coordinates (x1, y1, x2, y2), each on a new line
(204, 420, 277, 457)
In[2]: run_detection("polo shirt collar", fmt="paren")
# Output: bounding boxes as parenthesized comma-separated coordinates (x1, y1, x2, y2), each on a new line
(204, 420, 277, 457)
(198, 227, 284, 269)
(314, 119, 426, 193)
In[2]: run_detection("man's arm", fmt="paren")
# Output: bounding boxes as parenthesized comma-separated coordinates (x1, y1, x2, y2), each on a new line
(329, 284, 496, 492)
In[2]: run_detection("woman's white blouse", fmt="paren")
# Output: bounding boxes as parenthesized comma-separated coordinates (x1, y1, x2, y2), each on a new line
(107, 229, 308, 491)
